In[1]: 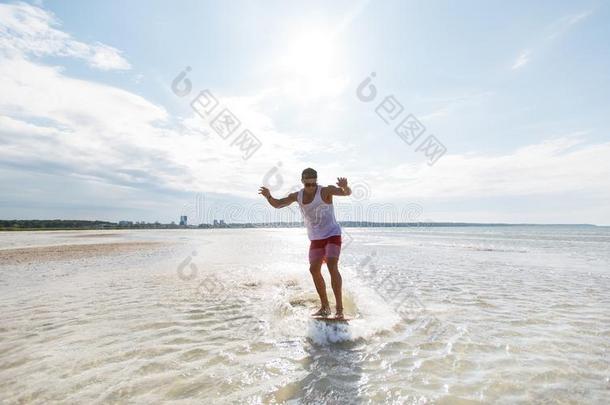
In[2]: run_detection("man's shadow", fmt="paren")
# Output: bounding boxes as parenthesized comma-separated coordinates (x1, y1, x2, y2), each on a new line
(268, 335, 365, 404)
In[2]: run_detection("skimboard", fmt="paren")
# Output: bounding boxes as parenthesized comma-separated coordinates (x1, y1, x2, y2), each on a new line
(310, 315, 352, 323)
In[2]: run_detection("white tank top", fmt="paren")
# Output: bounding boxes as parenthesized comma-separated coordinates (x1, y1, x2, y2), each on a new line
(297, 185, 342, 240)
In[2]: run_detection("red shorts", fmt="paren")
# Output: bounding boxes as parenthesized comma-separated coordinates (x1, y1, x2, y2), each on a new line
(309, 235, 342, 264)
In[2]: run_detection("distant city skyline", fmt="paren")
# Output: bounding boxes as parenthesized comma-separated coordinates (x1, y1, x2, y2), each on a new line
(1, 1, 609, 225)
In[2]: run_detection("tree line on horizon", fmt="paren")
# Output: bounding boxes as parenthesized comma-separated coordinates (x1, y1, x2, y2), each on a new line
(0, 219, 596, 231)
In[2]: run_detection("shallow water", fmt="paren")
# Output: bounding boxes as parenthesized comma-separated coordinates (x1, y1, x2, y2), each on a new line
(0, 227, 609, 404)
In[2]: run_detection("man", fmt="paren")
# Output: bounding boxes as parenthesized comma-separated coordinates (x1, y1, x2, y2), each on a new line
(258, 168, 351, 319)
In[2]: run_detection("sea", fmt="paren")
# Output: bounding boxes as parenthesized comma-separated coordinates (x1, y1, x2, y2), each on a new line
(0, 226, 608, 404)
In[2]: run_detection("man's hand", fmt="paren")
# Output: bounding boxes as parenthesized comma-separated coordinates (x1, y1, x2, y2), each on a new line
(258, 186, 271, 199)
(336, 177, 348, 189)
(259, 187, 297, 208)
(326, 177, 351, 197)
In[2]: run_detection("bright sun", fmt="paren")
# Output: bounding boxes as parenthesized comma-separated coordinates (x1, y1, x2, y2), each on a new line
(276, 29, 348, 101)
(279, 31, 335, 80)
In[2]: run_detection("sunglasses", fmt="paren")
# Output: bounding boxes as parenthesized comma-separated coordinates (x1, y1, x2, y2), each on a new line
(303, 179, 317, 188)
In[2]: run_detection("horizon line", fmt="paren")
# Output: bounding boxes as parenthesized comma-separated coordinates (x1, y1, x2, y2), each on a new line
(1, 219, 607, 228)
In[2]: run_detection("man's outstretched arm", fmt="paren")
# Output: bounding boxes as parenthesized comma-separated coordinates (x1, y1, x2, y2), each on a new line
(258, 186, 297, 208)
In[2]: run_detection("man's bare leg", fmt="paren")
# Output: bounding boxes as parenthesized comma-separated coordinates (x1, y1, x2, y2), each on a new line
(309, 260, 330, 316)
(326, 257, 343, 318)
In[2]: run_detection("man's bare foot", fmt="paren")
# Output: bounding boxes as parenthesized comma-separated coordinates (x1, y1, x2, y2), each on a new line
(334, 307, 344, 319)
(311, 307, 331, 317)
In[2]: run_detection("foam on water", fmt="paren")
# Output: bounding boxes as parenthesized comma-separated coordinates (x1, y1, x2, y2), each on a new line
(222, 255, 404, 346)
(311, 281, 401, 345)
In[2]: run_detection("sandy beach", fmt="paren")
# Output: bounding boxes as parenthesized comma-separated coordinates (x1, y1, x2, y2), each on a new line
(0, 241, 165, 265)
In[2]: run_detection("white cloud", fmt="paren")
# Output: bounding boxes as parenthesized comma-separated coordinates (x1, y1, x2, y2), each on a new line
(511, 9, 592, 71)
(87, 42, 131, 71)
(371, 135, 610, 200)
(0, 2, 130, 70)
(0, 1, 351, 205)
(546, 10, 592, 40)
(512, 50, 530, 70)
(0, 52, 323, 201)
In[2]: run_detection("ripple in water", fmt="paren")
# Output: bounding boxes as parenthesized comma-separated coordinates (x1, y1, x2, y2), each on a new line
(0, 227, 609, 403)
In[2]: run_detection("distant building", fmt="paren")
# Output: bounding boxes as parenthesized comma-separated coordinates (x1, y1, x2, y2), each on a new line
(219, 219, 226, 226)
(118, 220, 133, 226)
(179, 216, 188, 226)
(213, 219, 218, 227)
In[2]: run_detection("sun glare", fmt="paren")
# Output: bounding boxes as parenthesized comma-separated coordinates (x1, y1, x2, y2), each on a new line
(280, 31, 334, 80)
(275, 29, 348, 101)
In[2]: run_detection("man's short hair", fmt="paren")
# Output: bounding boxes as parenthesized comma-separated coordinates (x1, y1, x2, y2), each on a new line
(301, 167, 317, 179)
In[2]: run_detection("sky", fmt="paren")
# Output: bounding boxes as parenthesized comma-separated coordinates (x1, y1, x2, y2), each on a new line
(0, 0, 609, 225)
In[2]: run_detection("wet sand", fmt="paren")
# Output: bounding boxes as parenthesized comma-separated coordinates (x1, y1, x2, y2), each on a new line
(0, 241, 164, 265)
